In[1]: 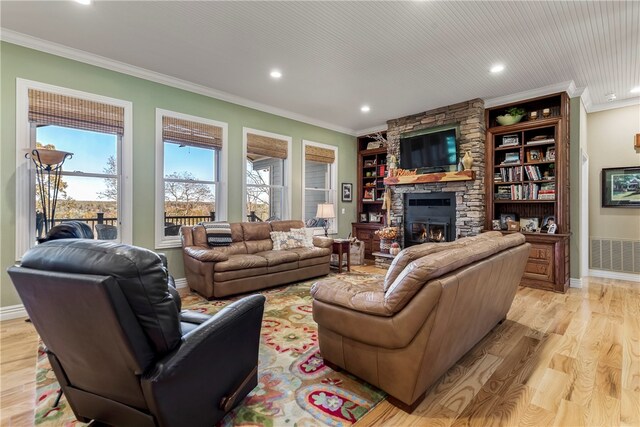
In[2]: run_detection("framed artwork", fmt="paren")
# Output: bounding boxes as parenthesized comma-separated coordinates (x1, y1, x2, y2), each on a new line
(545, 147, 556, 161)
(541, 215, 556, 233)
(499, 213, 517, 230)
(527, 149, 542, 162)
(602, 166, 640, 208)
(341, 183, 353, 202)
(363, 188, 375, 200)
(359, 212, 368, 223)
(507, 220, 520, 231)
(491, 219, 502, 230)
(368, 212, 382, 223)
(520, 217, 539, 233)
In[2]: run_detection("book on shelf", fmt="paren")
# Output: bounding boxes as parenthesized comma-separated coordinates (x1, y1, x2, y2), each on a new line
(499, 166, 522, 182)
(495, 182, 555, 201)
(526, 138, 555, 144)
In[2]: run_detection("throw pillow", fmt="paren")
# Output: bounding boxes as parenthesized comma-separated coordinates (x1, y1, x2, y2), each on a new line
(199, 221, 232, 247)
(270, 230, 308, 250)
(291, 227, 315, 248)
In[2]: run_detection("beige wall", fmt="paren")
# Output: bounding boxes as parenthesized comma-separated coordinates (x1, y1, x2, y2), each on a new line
(587, 104, 640, 240)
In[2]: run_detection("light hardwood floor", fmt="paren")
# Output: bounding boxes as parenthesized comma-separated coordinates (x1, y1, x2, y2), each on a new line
(1, 269, 638, 427)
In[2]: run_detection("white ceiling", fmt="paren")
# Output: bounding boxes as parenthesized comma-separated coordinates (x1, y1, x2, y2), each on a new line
(1, 1, 638, 134)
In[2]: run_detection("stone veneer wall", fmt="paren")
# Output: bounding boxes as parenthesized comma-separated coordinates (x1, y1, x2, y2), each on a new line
(386, 99, 486, 241)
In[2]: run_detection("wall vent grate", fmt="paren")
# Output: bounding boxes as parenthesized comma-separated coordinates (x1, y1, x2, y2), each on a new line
(590, 237, 640, 274)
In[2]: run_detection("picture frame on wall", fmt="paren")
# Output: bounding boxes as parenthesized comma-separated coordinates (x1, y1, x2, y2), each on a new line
(341, 183, 353, 202)
(601, 166, 640, 208)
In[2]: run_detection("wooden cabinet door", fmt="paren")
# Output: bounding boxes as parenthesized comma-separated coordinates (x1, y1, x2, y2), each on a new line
(523, 243, 554, 282)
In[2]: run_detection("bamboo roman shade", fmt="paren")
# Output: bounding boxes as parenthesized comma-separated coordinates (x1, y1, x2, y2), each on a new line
(305, 145, 335, 164)
(28, 89, 124, 136)
(246, 133, 288, 159)
(162, 116, 223, 149)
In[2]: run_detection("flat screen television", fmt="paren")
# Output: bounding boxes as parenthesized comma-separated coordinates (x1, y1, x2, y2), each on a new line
(399, 127, 458, 173)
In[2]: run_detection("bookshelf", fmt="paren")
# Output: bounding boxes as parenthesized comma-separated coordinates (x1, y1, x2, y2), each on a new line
(352, 132, 387, 259)
(485, 93, 570, 292)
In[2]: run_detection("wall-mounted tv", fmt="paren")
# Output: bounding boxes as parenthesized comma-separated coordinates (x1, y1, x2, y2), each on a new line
(399, 127, 458, 173)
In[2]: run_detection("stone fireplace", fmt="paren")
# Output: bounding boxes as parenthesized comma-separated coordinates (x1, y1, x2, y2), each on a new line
(386, 99, 486, 244)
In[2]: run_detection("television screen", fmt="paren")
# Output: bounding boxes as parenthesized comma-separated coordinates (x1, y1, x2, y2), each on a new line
(399, 128, 458, 172)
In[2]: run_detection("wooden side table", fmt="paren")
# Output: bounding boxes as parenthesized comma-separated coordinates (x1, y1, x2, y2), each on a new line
(332, 240, 351, 273)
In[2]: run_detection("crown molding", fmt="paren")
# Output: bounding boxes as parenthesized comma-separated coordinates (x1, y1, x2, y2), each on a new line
(0, 29, 357, 136)
(587, 96, 640, 113)
(483, 81, 577, 109)
(355, 124, 388, 137)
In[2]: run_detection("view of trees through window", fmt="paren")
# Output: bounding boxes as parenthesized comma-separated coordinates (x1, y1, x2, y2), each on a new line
(246, 158, 284, 222)
(34, 125, 118, 240)
(162, 141, 217, 236)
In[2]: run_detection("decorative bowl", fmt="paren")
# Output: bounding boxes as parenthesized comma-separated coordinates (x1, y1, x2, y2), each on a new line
(496, 114, 524, 126)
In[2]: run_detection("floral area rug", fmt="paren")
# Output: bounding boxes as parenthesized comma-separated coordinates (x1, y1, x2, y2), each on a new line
(34, 273, 386, 426)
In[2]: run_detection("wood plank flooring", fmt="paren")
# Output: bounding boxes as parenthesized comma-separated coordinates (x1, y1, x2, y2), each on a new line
(1, 269, 638, 427)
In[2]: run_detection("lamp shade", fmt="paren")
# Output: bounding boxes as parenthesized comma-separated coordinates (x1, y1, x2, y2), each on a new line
(316, 203, 335, 219)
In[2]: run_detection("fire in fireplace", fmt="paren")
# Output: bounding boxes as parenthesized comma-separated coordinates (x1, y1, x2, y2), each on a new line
(404, 193, 456, 247)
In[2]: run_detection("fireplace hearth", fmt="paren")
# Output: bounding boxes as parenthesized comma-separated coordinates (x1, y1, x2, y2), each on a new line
(404, 193, 456, 247)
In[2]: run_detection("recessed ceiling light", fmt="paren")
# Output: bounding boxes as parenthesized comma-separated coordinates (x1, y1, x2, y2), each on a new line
(630, 86, 640, 94)
(75, 0, 91, 5)
(270, 70, 282, 79)
(490, 64, 505, 73)
(360, 105, 371, 113)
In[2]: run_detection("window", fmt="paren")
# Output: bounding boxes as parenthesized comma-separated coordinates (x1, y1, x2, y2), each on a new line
(302, 141, 338, 234)
(243, 128, 292, 222)
(155, 110, 228, 248)
(15, 79, 132, 258)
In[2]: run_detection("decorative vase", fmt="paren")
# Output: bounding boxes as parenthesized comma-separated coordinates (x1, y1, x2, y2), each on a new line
(462, 151, 473, 170)
(379, 238, 392, 254)
(389, 246, 401, 256)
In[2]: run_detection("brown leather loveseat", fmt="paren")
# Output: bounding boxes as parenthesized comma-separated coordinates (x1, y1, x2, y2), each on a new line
(181, 220, 332, 299)
(311, 231, 530, 411)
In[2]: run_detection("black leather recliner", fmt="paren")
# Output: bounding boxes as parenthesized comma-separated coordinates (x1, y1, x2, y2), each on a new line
(8, 239, 265, 427)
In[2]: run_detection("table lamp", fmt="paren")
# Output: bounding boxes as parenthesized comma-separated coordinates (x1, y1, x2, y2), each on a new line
(316, 203, 335, 237)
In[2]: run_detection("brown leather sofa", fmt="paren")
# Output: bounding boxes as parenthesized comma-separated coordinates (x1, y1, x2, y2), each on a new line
(181, 220, 332, 299)
(311, 231, 530, 411)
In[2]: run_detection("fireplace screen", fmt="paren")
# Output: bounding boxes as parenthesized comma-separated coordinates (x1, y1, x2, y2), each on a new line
(409, 222, 449, 243)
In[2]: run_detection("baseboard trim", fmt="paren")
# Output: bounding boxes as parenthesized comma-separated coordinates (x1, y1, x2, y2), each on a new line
(569, 278, 583, 288)
(174, 278, 188, 289)
(0, 304, 28, 321)
(589, 269, 640, 283)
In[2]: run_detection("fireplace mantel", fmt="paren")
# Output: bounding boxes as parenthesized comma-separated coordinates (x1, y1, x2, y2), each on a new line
(383, 170, 475, 186)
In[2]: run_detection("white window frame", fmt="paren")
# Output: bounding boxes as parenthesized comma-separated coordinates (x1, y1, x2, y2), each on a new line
(155, 109, 228, 249)
(242, 127, 292, 222)
(301, 140, 338, 235)
(15, 79, 133, 260)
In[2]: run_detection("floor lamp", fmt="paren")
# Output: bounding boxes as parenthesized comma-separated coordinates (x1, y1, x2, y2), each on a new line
(26, 149, 73, 234)
(316, 203, 335, 237)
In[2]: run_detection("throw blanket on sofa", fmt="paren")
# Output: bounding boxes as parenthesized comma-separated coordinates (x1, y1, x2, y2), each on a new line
(200, 222, 232, 247)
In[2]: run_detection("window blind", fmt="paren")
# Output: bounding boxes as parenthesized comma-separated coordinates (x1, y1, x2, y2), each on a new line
(247, 133, 288, 159)
(305, 145, 335, 164)
(162, 116, 223, 149)
(28, 89, 124, 136)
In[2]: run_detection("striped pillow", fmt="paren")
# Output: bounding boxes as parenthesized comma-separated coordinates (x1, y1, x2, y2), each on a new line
(199, 222, 232, 247)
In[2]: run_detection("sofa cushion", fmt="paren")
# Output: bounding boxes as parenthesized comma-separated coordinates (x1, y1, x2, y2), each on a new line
(242, 223, 272, 241)
(384, 231, 504, 290)
(286, 247, 332, 260)
(311, 275, 389, 316)
(213, 254, 268, 272)
(270, 220, 305, 232)
(254, 250, 299, 266)
(384, 233, 526, 314)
